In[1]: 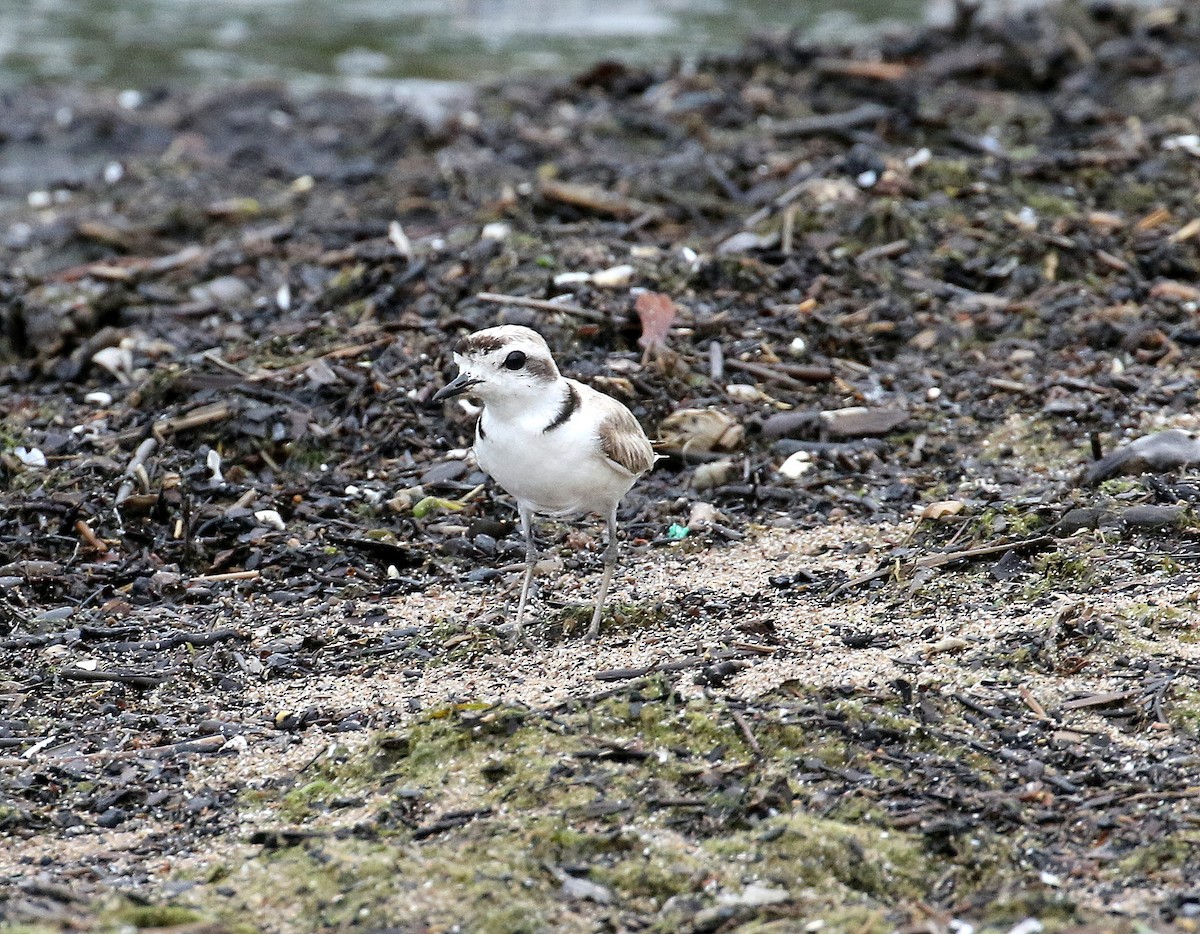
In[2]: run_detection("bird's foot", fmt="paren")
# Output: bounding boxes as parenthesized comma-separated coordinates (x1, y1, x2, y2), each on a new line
(506, 630, 537, 650)
(499, 614, 537, 650)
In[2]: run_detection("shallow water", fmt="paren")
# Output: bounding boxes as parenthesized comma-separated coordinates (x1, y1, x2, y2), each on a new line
(0, 0, 925, 91)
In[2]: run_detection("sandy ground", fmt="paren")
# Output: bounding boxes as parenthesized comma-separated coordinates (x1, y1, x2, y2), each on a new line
(4, 516, 1198, 928)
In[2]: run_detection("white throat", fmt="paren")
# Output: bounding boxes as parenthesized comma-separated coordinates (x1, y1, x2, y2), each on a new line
(481, 375, 571, 429)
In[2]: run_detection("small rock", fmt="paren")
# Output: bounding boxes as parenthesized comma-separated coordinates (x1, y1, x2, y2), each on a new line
(220, 734, 249, 754)
(990, 549, 1029, 582)
(96, 808, 127, 828)
(559, 874, 614, 904)
(420, 460, 468, 485)
(820, 406, 909, 438)
(724, 383, 762, 403)
(1085, 429, 1200, 483)
(190, 275, 252, 306)
(1053, 507, 1113, 536)
(1121, 505, 1185, 529)
(760, 410, 821, 439)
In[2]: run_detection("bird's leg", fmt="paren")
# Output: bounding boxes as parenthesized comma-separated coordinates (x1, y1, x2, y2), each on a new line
(512, 504, 536, 644)
(586, 504, 620, 642)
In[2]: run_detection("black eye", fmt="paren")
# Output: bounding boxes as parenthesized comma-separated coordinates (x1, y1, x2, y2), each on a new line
(503, 350, 526, 370)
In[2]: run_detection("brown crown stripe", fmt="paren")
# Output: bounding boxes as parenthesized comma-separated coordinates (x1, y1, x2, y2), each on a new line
(455, 333, 508, 355)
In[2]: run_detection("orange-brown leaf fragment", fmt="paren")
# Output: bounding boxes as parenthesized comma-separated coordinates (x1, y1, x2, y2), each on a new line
(634, 291, 677, 353)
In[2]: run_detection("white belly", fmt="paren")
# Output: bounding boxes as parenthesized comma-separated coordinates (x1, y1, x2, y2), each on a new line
(475, 422, 634, 517)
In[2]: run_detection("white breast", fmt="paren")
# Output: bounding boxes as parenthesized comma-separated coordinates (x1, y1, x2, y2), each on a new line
(474, 380, 643, 517)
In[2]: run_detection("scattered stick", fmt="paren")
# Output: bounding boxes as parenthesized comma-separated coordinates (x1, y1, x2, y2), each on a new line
(986, 376, 1037, 394)
(74, 519, 108, 553)
(247, 336, 395, 381)
(59, 668, 172, 688)
(46, 735, 228, 762)
(153, 401, 232, 440)
(814, 58, 911, 81)
(724, 358, 818, 392)
(476, 291, 608, 324)
(729, 708, 763, 756)
(829, 535, 1056, 597)
(916, 535, 1055, 571)
(190, 569, 262, 584)
(952, 693, 1003, 720)
(412, 808, 493, 840)
(105, 628, 243, 652)
(741, 168, 821, 228)
(537, 179, 654, 219)
(1018, 687, 1053, 721)
(769, 102, 892, 139)
(594, 649, 753, 682)
(857, 239, 910, 264)
(781, 204, 797, 254)
(1060, 691, 1136, 711)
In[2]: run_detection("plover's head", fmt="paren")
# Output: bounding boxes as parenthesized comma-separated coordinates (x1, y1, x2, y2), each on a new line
(433, 325, 561, 404)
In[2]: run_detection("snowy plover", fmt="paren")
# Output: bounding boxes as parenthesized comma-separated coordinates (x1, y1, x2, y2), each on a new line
(433, 325, 655, 641)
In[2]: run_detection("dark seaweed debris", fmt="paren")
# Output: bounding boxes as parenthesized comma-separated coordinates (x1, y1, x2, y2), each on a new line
(3, 2, 1200, 931)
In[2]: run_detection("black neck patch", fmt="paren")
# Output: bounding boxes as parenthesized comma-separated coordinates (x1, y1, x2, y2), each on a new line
(543, 382, 580, 433)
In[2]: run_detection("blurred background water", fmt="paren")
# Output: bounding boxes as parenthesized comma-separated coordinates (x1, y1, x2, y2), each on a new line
(0, 0, 931, 93)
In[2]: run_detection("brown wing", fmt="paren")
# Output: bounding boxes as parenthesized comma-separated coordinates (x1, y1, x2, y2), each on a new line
(598, 407, 655, 477)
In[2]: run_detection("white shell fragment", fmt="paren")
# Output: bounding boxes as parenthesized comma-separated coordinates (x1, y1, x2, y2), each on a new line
(724, 383, 762, 403)
(13, 447, 47, 468)
(717, 883, 789, 908)
(659, 408, 743, 452)
(1162, 134, 1200, 156)
(254, 509, 286, 531)
(92, 344, 134, 383)
(919, 500, 965, 520)
(220, 734, 249, 754)
(777, 450, 812, 479)
(590, 263, 635, 287)
(206, 449, 224, 484)
(388, 220, 413, 258)
(687, 501, 723, 529)
(906, 147, 932, 168)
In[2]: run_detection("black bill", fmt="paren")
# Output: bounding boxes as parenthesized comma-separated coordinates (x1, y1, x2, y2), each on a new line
(432, 371, 481, 402)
